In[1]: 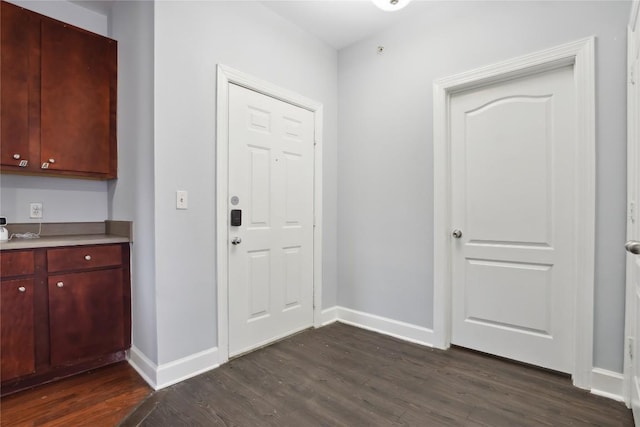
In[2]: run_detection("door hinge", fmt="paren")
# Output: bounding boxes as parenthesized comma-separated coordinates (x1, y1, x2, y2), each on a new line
(629, 337, 634, 361)
(630, 201, 636, 224)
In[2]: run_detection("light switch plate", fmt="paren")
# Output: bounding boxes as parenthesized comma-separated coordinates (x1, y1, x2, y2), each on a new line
(176, 191, 188, 210)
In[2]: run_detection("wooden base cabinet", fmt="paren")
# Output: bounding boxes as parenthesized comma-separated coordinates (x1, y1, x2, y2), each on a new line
(0, 243, 130, 396)
(1, 278, 36, 381)
(0, 250, 37, 382)
(48, 269, 125, 366)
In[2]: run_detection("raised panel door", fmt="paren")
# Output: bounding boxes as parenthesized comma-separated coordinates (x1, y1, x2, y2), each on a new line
(450, 66, 576, 373)
(628, 12, 640, 421)
(1, 279, 36, 381)
(228, 84, 314, 357)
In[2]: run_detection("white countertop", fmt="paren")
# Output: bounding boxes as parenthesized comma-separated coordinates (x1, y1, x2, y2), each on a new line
(0, 234, 129, 250)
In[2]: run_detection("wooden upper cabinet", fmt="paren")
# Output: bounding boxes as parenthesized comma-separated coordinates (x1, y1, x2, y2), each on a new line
(40, 19, 117, 177)
(0, 1, 117, 179)
(0, 1, 35, 170)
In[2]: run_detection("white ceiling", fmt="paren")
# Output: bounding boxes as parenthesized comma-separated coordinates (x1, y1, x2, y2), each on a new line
(70, 0, 426, 51)
(69, 0, 115, 15)
(260, 1, 423, 50)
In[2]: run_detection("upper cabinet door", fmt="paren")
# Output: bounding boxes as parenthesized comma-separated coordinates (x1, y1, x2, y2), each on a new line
(0, 1, 35, 170)
(40, 19, 117, 177)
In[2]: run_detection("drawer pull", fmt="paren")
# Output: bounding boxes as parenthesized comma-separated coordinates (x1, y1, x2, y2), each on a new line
(18, 286, 26, 293)
(84, 255, 92, 261)
(13, 153, 20, 160)
(48, 158, 56, 164)
(57, 281, 64, 288)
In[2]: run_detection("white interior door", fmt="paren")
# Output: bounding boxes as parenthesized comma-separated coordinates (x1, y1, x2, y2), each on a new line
(627, 7, 640, 419)
(228, 83, 314, 357)
(450, 65, 577, 373)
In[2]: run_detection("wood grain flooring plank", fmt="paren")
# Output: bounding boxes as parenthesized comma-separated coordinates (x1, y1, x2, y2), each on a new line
(121, 323, 633, 426)
(1, 362, 150, 427)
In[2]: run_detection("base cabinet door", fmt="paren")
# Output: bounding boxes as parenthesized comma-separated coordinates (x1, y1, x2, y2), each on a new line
(48, 269, 125, 366)
(1, 279, 36, 381)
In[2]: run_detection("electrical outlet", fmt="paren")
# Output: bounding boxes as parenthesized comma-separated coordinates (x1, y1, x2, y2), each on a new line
(30, 203, 43, 219)
(176, 191, 188, 210)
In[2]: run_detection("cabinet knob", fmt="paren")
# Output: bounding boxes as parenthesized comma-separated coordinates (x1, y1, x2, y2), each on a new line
(57, 281, 64, 288)
(84, 255, 92, 261)
(18, 286, 26, 293)
(13, 153, 20, 160)
(48, 158, 56, 164)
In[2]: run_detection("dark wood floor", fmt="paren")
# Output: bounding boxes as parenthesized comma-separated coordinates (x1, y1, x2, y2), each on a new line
(0, 361, 151, 426)
(121, 323, 633, 426)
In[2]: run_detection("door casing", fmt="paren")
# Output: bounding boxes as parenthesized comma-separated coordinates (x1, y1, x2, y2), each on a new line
(216, 65, 324, 364)
(433, 37, 596, 389)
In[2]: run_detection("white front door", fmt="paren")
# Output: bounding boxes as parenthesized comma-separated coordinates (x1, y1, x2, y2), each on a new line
(450, 65, 576, 373)
(627, 6, 640, 418)
(228, 83, 314, 357)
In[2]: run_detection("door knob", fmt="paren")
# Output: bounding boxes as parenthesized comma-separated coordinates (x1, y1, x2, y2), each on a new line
(626, 240, 640, 255)
(452, 229, 463, 239)
(231, 237, 242, 245)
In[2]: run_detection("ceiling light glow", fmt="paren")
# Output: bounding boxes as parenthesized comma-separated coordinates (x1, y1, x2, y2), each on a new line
(372, 0, 412, 12)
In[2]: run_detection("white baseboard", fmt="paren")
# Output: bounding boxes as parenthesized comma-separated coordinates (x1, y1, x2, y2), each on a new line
(128, 345, 219, 390)
(321, 306, 338, 325)
(131, 306, 432, 391)
(128, 345, 159, 390)
(130, 310, 624, 406)
(332, 306, 434, 348)
(156, 347, 219, 389)
(327, 308, 626, 404)
(591, 368, 625, 402)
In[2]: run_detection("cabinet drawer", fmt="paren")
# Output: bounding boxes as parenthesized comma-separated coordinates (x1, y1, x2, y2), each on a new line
(0, 250, 35, 277)
(47, 244, 122, 273)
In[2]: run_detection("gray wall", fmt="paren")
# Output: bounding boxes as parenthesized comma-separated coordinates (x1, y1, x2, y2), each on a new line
(152, 1, 338, 364)
(109, 0, 157, 364)
(337, 0, 630, 372)
(0, 174, 107, 223)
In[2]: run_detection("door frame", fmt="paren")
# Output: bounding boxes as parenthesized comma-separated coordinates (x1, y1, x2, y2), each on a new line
(624, 0, 640, 407)
(432, 37, 596, 389)
(215, 64, 324, 364)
